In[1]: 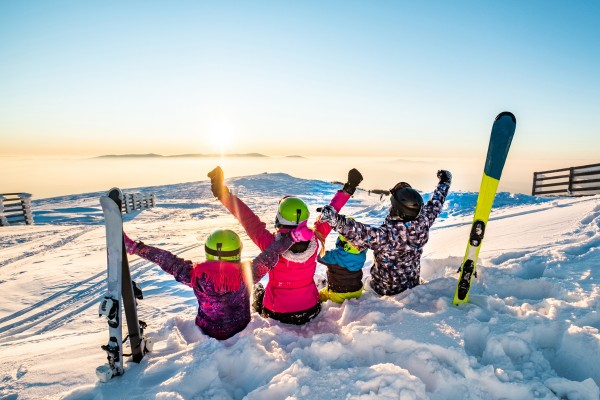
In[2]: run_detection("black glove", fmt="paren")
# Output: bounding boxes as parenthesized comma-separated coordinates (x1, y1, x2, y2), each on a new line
(207, 166, 229, 199)
(437, 170, 452, 184)
(343, 168, 363, 195)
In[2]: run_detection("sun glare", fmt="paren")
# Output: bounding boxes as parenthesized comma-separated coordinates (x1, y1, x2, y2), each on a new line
(208, 119, 236, 156)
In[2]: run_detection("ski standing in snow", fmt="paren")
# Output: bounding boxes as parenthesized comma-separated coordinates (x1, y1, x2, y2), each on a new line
(97, 188, 152, 383)
(453, 111, 516, 305)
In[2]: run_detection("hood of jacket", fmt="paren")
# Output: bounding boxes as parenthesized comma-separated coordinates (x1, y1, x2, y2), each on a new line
(318, 246, 366, 272)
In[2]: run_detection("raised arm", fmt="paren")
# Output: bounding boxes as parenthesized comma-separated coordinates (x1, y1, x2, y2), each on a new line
(420, 170, 451, 227)
(314, 168, 363, 238)
(208, 166, 274, 251)
(124, 232, 194, 287)
(318, 206, 390, 251)
(250, 222, 314, 282)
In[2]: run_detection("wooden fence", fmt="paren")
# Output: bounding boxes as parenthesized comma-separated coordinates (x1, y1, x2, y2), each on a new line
(0, 193, 34, 226)
(532, 162, 600, 196)
(122, 192, 156, 213)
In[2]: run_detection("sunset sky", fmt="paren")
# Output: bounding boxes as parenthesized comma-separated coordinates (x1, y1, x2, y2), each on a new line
(1, 1, 599, 160)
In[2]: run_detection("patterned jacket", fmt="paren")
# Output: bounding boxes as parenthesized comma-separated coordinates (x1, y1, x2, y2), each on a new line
(326, 181, 450, 295)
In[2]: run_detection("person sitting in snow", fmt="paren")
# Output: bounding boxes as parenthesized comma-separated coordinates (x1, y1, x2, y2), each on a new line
(318, 218, 368, 304)
(318, 170, 451, 296)
(123, 225, 313, 340)
(208, 166, 363, 325)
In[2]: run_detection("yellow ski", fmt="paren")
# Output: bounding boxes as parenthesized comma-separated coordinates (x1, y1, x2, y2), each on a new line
(453, 112, 516, 305)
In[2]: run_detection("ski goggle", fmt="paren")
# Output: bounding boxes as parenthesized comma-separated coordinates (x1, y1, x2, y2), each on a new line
(275, 213, 303, 229)
(204, 242, 241, 261)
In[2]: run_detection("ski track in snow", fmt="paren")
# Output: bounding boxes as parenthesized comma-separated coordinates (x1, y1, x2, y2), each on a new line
(0, 227, 96, 269)
(0, 243, 200, 342)
(1, 174, 599, 400)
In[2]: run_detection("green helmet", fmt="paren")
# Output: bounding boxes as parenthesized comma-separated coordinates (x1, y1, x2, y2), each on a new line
(204, 229, 242, 262)
(275, 196, 309, 228)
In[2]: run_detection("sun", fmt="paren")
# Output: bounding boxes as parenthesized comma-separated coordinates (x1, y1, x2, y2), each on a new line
(207, 119, 236, 156)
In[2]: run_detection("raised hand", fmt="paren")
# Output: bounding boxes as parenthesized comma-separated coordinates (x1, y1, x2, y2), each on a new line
(207, 166, 229, 199)
(343, 168, 364, 195)
(437, 170, 452, 184)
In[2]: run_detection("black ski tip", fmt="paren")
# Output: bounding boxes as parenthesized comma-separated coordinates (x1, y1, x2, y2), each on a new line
(107, 188, 123, 202)
(495, 111, 516, 123)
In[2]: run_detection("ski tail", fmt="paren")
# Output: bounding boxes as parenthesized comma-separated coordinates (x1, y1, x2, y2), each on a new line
(453, 112, 516, 305)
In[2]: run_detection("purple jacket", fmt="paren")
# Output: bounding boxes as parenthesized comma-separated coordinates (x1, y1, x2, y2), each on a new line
(133, 234, 295, 340)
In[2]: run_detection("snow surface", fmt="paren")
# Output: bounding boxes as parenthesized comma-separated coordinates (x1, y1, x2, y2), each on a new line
(1, 173, 599, 400)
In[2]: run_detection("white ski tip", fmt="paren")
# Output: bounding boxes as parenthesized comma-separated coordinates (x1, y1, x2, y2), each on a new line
(107, 187, 124, 201)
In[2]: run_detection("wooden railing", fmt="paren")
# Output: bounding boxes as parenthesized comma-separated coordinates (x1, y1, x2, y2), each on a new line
(122, 192, 155, 213)
(0, 193, 34, 226)
(532, 162, 600, 196)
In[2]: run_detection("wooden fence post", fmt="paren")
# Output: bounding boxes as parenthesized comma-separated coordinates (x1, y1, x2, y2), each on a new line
(567, 167, 574, 196)
(0, 195, 7, 226)
(21, 193, 34, 225)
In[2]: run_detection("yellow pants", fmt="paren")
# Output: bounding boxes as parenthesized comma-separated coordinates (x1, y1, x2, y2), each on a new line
(319, 286, 363, 304)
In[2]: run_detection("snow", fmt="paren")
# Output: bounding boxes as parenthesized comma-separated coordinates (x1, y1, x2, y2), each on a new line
(1, 173, 599, 400)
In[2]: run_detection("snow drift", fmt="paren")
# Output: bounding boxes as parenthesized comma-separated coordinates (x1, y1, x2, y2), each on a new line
(1, 173, 599, 400)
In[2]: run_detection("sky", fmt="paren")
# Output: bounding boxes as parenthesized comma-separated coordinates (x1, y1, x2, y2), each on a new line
(1, 1, 599, 159)
(1, 174, 599, 399)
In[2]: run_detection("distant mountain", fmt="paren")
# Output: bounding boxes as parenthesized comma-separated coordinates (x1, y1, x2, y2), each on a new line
(96, 153, 163, 158)
(94, 153, 268, 159)
(166, 153, 267, 158)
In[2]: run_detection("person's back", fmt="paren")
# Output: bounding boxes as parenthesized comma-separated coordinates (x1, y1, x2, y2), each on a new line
(365, 212, 434, 295)
(318, 232, 367, 303)
(190, 259, 251, 340)
(262, 236, 321, 315)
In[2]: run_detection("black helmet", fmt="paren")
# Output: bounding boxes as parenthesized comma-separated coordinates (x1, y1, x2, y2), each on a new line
(389, 182, 423, 221)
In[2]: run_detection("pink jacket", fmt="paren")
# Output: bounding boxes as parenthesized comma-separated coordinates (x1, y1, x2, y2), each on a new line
(220, 190, 350, 313)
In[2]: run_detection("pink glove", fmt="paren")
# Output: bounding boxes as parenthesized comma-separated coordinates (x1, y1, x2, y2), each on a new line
(290, 221, 314, 242)
(123, 231, 138, 255)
